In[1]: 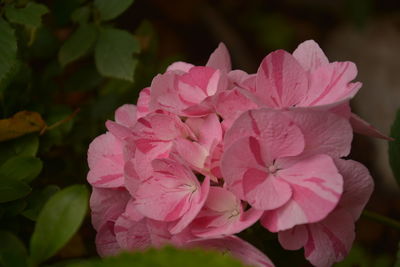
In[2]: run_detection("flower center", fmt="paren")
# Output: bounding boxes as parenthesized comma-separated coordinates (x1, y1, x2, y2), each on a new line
(268, 164, 278, 174)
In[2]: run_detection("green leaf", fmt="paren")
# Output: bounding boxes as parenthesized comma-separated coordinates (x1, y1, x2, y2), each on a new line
(95, 27, 140, 81)
(70, 247, 246, 267)
(29, 185, 89, 266)
(1, 199, 27, 218)
(0, 156, 42, 183)
(94, 0, 134, 21)
(389, 109, 400, 186)
(71, 6, 91, 24)
(59, 24, 97, 67)
(4, 2, 49, 28)
(0, 134, 39, 165)
(0, 18, 18, 91)
(22, 185, 60, 221)
(0, 231, 28, 267)
(0, 178, 31, 203)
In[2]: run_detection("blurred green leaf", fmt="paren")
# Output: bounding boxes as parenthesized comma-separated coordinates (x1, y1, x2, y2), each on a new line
(0, 134, 39, 165)
(59, 24, 97, 67)
(70, 247, 246, 267)
(0, 18, 18, 92)
(1, 199, 27, 218)
(29, 185, 89, 266)
(22, 185, 60, 221)
(71, 6, 91, 24)
(0, 178, 31, 203)
(0, 231, 28, 267)
(95, 27, 139, 81)
(0, 156, 42, 183)
(94, 0, 134, 21)
(4, 2, 49, 28)
(389, 109, 400, 186)
(395, 241, 400, 267)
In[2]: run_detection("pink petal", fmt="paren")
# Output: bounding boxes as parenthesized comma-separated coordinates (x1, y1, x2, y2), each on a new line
(304, 209, 355, 267)
(255, 50, 308, 108)
(262, 154, 343, 231)
(215, 89, 258, 130)
(187, 236, 275, 267)
(301, 62, 361, 106)
(123, 160, 141, 196)
(350, 113, 393, 140)
(87, 133, 125, 188)
(284, 109, 353, 158)
(221, 137, 267, 200)
(114, 213, 151, 251)
(224, 109, 305, 161)
(169, 176, 211, 234)
(228, 70, 253, 86)
(278, 225, 308, 250)
(167, 61, 194, 73)
(243, 166, 292, 210)
(335, 159, 374, 220)
(134, 159, 201, 222)
(206, 42, 232, 73)
(136, 87, 152, 118)
(292, 40, 329, 71)
(115, 104, 137, 128)
(90, 187, 130, 231)
(149, 73, 187, 115)
(185, 114, 222, 150)
(179, 66, 224, 98)
(95, 221, 121, 257)
(192, 187, 263, 238)
(106, 120, 132, 141)
(174, 138, 209, 170)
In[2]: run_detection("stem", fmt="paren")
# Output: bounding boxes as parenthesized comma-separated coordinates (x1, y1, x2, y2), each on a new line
(40, 108, 80, 135)
(362, 210, 400, 231)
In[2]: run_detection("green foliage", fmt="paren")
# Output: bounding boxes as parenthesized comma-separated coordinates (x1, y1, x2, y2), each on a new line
(0, 18, 18, 91)
(59, 24, 98, 67)
(22, 185, 60, 221)
(95, 27, 140, 81)
(70, 247, 247, 267)
(71, 6, 91, 24)
(94, 0, 135, 21)
(0, 178, 31, 203)
(4, 3, 49, 28)
(0, 231, 28, 267)
(0, 156, 42, 183)
(0, 135, 39, 164)
(29, 185, 89, 266)
(389, 109, 400, 186)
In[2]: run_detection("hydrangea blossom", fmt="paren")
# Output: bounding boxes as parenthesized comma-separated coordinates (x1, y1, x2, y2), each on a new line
(87, 40, 381, 267)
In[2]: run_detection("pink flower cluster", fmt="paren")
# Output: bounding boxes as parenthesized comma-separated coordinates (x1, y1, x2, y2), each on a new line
(87, 40, 378, 267)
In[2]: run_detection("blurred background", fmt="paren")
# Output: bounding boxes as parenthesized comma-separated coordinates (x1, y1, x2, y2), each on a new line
(1, 0, 400, 266)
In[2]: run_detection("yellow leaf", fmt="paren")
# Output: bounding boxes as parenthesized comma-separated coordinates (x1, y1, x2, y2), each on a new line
(0, 111, 46, 141)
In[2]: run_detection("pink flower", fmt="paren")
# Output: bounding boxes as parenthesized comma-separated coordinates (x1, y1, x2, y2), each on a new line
(87, 41, 379, 267)
(252, 40, 360, 108)
(278, 159, 374, 267)
(173, 113, 223, 179)
(133, 158, 210, 234)
(221, 109, 345, 231)
(87, 132, 126, 188)
(89, 187, 130, 256)
(190, 186, 262, 238)
(146, 43, 232, 117)
(87, 104, 138, 188)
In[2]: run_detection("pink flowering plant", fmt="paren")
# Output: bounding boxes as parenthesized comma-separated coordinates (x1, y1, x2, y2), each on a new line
(87, 40, 386, 267)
